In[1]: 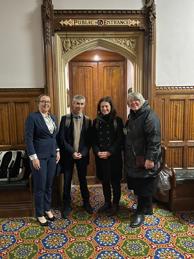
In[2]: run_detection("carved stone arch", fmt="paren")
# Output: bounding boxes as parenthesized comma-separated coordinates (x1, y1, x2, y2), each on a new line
(62, 38, 136, 64)
(54, 32, 142, 116)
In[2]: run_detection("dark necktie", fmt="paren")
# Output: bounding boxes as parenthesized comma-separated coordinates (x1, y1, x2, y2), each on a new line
(73, 115, 82, 120)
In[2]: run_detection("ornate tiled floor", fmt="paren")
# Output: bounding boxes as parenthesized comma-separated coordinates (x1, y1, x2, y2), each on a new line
(0, 184, 194, 258)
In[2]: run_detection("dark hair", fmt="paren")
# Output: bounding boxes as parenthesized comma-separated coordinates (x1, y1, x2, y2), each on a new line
(97, 96, 117, 117)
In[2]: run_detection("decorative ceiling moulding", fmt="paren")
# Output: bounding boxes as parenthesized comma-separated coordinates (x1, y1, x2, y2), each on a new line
(41, 0, 156, 115)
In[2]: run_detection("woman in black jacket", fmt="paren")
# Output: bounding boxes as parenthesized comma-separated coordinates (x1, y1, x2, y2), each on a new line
(124, 92, 161, 228)
(92, 96, 124, 215)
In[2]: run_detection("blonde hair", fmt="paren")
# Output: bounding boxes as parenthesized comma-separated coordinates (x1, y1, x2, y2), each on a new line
(37, 94, 50, 102)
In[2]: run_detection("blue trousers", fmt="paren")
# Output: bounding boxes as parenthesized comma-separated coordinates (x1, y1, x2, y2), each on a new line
(31, 156, 56, 217)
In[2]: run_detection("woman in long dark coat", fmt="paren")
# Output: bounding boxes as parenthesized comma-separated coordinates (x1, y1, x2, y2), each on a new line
(92, 96, 124, 215)
(124, 92, 161, 228)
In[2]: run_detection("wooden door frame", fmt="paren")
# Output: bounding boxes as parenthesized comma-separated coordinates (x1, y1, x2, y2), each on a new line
(42, 0, 156, 115)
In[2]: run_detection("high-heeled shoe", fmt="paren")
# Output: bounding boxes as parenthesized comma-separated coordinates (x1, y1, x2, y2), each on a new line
(37, 217, 48, 226)
(45, 211, 56, 221)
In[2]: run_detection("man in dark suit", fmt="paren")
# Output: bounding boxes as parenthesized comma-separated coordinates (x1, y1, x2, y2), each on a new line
(25, 94, 60, 226)
(58, 95, 93, 217)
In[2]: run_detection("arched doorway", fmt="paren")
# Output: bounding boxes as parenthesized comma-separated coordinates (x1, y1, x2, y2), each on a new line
(69, 49, 128, 179)
(42, 4, 156, 116)
(54, 33, 143, 119)
(69, 49, 133, 120)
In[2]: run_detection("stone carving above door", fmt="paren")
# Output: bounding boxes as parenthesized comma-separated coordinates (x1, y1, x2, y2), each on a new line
(61, 37, 137, 56)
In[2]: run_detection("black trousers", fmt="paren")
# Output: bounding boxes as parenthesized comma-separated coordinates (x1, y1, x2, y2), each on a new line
(136, 195, 153, 213)
(98, 159, 121, 205)
(62, 158, 90, 208)
(102, 179, 121, 205)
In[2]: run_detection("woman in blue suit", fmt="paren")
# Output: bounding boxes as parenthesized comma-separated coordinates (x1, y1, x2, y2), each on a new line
(25, 94, 60, 226)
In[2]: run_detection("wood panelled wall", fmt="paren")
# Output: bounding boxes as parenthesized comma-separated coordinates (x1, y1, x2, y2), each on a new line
(0, 89, 43, 150)
(154, 87, 194, 169)
(0, 87, 194, 170)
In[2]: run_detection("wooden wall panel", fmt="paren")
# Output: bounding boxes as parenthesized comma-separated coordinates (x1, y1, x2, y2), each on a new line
(187, 100, 194, 140)
(0, 103, 11, 148)
(154, 98, 165, 142)
(167, 147, 184, 168)
(15, 102, 31, 145)
(0, 89, 43, 150)
(154, 87, 194, 169)
(187, 147, 194, 168)
(168, 100, 184, 141)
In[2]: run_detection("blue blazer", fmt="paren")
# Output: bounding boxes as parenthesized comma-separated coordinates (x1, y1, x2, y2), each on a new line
(25, 112, 58, 159)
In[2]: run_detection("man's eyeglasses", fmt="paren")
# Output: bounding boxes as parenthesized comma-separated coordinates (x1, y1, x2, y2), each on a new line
(39, 100, 51, 104)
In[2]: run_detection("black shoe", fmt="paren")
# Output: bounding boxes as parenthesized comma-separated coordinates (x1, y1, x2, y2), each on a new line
(130, 214, 144, 228)
(98, 203, 112, 213)
(107, 204, 119, 216)
(63, 206, 72, 218)
(83, 202, 93, 214)
(37, 217, 48, 227)
(45, 212, 56, 221)
(144, 208, 153, 215)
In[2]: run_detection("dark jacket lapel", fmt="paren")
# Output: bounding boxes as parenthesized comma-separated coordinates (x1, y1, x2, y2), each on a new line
(37, 111, 55, 135)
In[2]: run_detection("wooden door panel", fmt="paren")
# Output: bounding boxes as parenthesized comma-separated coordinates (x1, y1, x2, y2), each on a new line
(99, 61, 126, 119)
(70, 62, 98, 119)
(69, 62, 98, 178)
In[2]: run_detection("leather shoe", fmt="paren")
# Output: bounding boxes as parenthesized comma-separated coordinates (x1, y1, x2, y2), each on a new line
(107, 204, 119, 216)
(98, 203, 112, 213)
(37, 217, 48, 227)
(83, 202, 93, 214)
(130, 214, 144, 228)
(144, 208, 153, 215)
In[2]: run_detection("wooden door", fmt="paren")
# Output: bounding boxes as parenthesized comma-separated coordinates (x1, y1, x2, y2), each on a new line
(69, 50, 127, 180)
